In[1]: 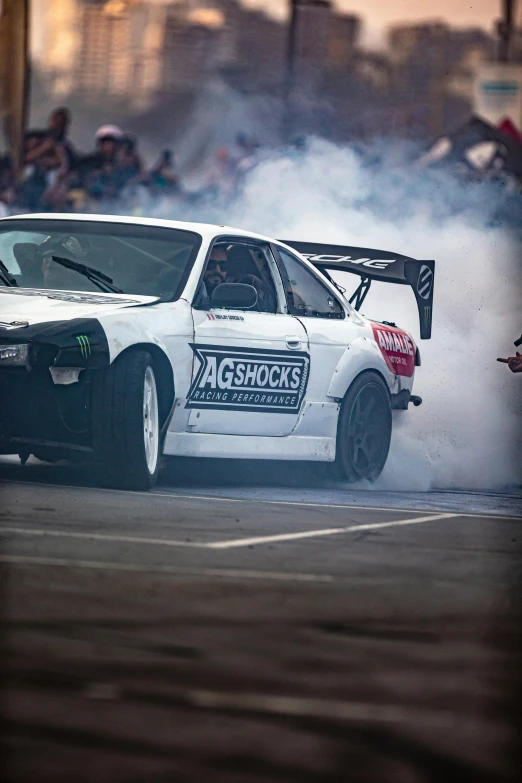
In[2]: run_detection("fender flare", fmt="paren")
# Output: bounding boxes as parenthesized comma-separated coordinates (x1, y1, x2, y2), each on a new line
(97, 317, 177, 432)
(327, 336, 398, 400)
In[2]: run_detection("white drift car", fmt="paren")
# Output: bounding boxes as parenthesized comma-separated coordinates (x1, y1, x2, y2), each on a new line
(0, 214, 434, 489)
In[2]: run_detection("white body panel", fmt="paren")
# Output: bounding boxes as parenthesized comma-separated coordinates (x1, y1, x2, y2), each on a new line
(188, 308, 309, 437)
(164, 431, 335, 461)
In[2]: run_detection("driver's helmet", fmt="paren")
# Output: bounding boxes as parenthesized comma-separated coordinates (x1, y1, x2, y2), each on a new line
(39, 234, 87, 261)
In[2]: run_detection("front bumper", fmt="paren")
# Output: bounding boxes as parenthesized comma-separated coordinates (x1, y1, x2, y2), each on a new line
(0, 365, 93, 455)
(0, 317, 109, 456)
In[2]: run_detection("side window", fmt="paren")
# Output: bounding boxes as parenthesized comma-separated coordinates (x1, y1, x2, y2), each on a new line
(194, 241, 279, 313)
(277, 249, 344, 319)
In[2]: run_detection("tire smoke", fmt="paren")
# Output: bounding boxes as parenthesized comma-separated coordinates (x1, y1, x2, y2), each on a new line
(185, 138, 522, 490)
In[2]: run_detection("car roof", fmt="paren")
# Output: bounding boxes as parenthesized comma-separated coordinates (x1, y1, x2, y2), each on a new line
(0, 212, 277, 245)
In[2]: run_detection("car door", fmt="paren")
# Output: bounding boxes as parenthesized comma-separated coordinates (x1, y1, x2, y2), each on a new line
(272, 246, 358, 404)
(187, 240, 309, 437)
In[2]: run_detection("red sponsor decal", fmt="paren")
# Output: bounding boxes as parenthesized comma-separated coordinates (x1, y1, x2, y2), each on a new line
(371, 323, 416, 377)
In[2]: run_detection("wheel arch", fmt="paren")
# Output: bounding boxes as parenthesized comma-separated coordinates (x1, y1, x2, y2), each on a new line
(341, 366, 390, 402)
(327, 337, 397, 401)
(111, 343, 175, 430)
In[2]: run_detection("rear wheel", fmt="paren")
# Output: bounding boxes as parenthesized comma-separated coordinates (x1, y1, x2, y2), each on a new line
(92, 350, 160, 490)
(334, 371, 392, 483)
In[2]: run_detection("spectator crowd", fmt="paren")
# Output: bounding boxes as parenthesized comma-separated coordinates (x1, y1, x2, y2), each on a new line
(0, 107, 262, 218)
(2, 106, 522, 228)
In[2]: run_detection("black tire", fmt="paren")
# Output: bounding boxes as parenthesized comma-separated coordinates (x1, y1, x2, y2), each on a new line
(334, 371, 392, 483)
(91, 350, 160, 490)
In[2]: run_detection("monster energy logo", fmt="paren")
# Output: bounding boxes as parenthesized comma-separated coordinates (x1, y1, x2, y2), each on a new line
(424, 306, 431, 326)
(75, 335, 91, 358)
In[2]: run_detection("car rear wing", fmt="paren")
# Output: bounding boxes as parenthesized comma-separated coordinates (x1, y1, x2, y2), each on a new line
(278, 240, 435, 339)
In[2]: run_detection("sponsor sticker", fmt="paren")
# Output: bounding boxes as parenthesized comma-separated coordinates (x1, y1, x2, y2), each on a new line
(186, 344, 310, 413)
(300, 253, 395, 270)
(75, 334, 91, 358)
(417, 265, 433, 300)
(371, 324, 416, 378)
(207, 313, 245, 321)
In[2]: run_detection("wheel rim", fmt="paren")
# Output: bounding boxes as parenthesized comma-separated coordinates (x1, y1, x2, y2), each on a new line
(143, 366, 159, 475)
(347, 383, 390, 480)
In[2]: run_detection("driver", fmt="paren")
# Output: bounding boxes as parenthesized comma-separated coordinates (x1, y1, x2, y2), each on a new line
(39, 235, 88, 289)
(14, 235, 90, 290)
(194, 246, 228, 308)
(203, 246, 228, 296)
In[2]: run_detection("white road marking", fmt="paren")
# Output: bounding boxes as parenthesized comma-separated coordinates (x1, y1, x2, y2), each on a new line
(0, 526, 204, 548)
(207, 513, 456, 549)
(182, 688, 458, 728)
(160, 492, 521, 520)
(1, 512, 455, 551)
(0, 554, 332, 582)
(2, 478, 520, 519)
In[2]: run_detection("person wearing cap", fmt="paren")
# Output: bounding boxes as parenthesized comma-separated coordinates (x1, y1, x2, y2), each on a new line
(81, 125, 124, 202)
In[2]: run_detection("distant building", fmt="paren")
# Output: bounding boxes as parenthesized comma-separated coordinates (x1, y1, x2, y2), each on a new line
(75, 0, 134, 97)
(388, 22, 494, 136)
(39, 0, 225, 106)
(328, 12, 360, 69)
(159, 6, 223, 93)
(33, 0, 80, 97)
(293, 0, 333, 92)
(216, 0, 285, 91)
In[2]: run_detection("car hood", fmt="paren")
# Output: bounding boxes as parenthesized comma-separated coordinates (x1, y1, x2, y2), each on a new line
(0, 288, 158, 328)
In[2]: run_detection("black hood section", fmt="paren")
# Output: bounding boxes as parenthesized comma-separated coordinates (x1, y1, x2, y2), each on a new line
(0, 318, 110, 369)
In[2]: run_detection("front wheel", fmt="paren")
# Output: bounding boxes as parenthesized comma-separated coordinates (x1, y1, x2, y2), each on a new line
(334, 371, 392, 483)
(92, 350, 160, 490)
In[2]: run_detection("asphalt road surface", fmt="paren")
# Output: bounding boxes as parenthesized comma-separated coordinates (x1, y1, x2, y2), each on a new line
(1, 456, 521, 783)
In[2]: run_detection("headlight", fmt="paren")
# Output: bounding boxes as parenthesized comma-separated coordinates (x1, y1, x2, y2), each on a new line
(0, 344, 30, 366)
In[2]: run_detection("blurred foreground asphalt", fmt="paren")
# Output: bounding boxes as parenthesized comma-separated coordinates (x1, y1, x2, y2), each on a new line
(1, 456, 521, 782)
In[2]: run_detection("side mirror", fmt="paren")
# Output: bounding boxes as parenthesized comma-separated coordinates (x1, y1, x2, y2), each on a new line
(211, 282, 258, 310)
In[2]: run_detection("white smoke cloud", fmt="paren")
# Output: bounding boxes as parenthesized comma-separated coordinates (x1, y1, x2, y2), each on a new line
(183, 137, 522, 490)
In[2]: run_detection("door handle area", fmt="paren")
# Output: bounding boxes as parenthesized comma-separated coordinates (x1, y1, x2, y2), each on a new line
(285, 335, 302, 350)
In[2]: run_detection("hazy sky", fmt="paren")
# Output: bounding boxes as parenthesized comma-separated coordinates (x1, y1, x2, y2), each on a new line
(244, 0, 501, 47)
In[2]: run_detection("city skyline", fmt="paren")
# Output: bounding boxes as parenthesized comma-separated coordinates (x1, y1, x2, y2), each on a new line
(31, 0, 505, 59)
(243, 0, 501, 47)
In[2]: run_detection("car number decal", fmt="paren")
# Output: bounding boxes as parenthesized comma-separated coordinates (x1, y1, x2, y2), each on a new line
(186, 344, 310, 414)
(371, 324, 416, 378)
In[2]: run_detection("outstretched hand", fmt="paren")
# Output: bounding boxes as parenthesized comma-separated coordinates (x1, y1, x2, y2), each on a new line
(497, 352, 522, 373)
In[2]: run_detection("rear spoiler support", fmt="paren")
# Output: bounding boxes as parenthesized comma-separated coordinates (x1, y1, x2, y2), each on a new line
(349, 277, 371, 311)
(278, 240, 435, 339)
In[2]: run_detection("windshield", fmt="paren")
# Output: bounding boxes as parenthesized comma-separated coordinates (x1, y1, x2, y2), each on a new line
(0, 219, 202, 301)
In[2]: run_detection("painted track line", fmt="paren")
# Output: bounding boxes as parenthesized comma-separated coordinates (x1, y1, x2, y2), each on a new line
(0, 526, 204, 549)
(183, 688, 462, 729)
(0, 554, 333, 583)
(207, 512, 456, 549)
(1, 513, 455, 551)
(158, 492, 522, 520)
(2, 477, 520, 519)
